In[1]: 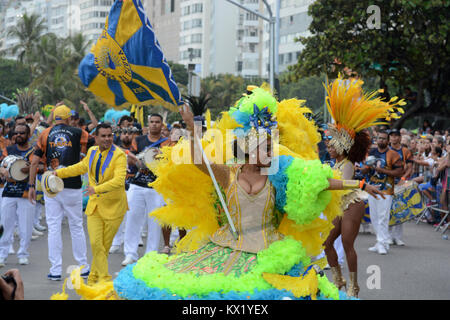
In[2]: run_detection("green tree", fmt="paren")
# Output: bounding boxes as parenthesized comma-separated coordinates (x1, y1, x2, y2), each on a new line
(168, 61, 189, 86)
(288, 0, 450, 127)
(7, 13, 46, 81)
(0, 58, 31, 101)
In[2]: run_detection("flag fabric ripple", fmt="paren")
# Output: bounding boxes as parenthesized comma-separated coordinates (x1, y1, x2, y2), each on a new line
(78, 0, 183, 111)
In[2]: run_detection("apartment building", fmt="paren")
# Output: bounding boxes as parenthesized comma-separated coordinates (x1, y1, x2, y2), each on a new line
(262, 0, 314, 78)
(142, 0, 180, 64)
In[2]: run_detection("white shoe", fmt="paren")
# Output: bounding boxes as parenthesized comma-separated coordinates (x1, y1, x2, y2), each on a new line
(377, 244, 388, 255)
(18, 257, 29, 265)
(34, 223, 46, 232)
(9, 245, 15, 254)
(387, 238, 394, 245)
(368, 244, 378, 252)
(31, 235, 39, 241)
(121, 256, 136, 266)
(109, 245, 121, 254)
(393, 239, 405, 246)
(0, 258, 5, 267)
(32, 228, 44, 237)
(141, 232, 147, 238)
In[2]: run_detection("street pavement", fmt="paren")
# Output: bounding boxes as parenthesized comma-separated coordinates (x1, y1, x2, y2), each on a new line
(1, 216, 449, 300)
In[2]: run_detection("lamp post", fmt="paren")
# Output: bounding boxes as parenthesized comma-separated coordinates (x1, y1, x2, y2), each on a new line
(224, 0, 278, 90)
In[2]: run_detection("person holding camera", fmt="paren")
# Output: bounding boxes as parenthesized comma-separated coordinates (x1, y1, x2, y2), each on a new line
(0, 268, 24, 300)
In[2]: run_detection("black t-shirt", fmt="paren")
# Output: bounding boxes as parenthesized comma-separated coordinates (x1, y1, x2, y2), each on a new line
(129, 135, 169, 188)
(2, 144, 34, 198)
(35, 124, 89, 189)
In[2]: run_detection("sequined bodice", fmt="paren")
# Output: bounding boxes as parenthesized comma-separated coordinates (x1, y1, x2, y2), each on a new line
(209, 167, 283, 253)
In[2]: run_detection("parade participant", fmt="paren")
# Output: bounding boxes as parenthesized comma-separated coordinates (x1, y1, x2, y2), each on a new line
(110, 126, 137, 254)
(28, 105, 90, 281)
(0, 123, 36, 266)
(103, 85, 386, 300)
(388, 129, 413, 246)
(121, 114, 170, 266)
(322, 76, 404, 297)
(361, 131, 404, 255)
(54, 122, 127, 285)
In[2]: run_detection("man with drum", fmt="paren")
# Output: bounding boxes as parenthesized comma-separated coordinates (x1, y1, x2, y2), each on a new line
(361, 130, 404, 255)
(388, 129, 414, 246)
(121, 113, 170, 266)
(0, 123, 37, 266)
(28, 105, 90, 281)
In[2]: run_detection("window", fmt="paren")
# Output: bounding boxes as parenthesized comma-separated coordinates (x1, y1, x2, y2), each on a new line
(181, 6, 190, 16)
(191, 34, 202, 44)
(192, 3, 203, 14)
(192, 19, 202, 28)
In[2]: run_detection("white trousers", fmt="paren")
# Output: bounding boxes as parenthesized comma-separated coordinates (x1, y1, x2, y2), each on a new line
(0, 197, 34, 259)
(44, 189, 89, 275)
(389, 224, 403, 241)
(34, 202, 43, 226)
(124, 184, 164, 261)
(368, 194, 393, 247)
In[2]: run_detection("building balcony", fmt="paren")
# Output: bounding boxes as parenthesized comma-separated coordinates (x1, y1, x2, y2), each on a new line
(241, 69, 260, 77)
(242, 52, 259, 60)
(242, 36, 259, 43)
(243, 19, 259, 27)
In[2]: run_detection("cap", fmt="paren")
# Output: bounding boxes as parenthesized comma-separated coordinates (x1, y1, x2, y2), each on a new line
(388, 129, 401, 136)
(70, 110, 79, 119)
(53, 105, 72, 120)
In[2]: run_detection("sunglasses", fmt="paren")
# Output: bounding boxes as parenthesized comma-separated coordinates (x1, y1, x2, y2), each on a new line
(121, 128, 136, 134)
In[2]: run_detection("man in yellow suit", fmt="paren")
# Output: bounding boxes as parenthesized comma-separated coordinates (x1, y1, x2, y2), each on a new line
(54, 122, 128, 285)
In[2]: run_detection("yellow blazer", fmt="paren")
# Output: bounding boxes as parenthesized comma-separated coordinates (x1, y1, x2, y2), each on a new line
(56, 144, 128, 220)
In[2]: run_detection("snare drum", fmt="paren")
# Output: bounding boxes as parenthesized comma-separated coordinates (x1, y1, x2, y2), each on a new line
(1, 155, 29, 181)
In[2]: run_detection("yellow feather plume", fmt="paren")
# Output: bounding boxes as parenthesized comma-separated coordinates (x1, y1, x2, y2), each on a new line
(324, 75, 406, 135)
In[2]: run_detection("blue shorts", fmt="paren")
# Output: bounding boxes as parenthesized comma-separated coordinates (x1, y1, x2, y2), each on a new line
(419, 182, 433, 191)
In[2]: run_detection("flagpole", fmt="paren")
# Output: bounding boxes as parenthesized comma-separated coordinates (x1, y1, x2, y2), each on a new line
(193, 135, 239, 241)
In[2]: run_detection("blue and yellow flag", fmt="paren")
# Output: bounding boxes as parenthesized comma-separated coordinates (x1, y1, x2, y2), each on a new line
(79, 0, 183, 111)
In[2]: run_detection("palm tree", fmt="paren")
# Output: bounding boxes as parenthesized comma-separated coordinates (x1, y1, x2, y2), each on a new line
(68, 32, 93, 66)
(7, 13, 47, 80)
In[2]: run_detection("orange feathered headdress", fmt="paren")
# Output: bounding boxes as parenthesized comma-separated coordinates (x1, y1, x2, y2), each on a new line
(325, 75, 406, 154)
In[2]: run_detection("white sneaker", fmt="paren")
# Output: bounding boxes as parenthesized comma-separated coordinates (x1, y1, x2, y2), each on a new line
(18, 257, 29, 265)
(0, 258, 5, 267)
(387, 238, 394, 245)
(109, 245, 121, 254)
(368, 244, 378, 252)
(32, 228, 44, 237)
(377, 244, 388, 255)
(394, 239, 405, 246)
(9, 245, 15, 254)
(121, 256, 136, 266)
(31, 235, 39, 241)
(34, 223, 47, 232)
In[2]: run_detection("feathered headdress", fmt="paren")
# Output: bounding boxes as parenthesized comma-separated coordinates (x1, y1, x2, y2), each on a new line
(325, 75, 406, 155)
(228, 86, 278, 152)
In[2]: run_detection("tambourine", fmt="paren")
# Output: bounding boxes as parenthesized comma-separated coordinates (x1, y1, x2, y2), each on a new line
(1, 155, 29, 181)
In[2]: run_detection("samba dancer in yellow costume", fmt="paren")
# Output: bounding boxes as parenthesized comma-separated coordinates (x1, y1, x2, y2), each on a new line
(56, 86, 389, 300)
(322, 76, 406, 297)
